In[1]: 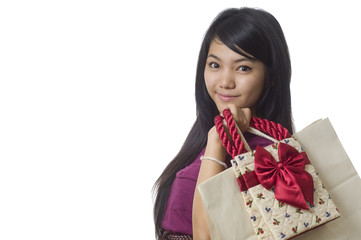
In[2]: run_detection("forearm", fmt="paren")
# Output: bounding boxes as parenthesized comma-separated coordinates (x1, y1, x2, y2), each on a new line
(192, 106, 250, 239)
(192, 129, 226, 240)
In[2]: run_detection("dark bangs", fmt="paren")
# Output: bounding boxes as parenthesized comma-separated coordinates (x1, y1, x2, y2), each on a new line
(214, 11, 272, 66)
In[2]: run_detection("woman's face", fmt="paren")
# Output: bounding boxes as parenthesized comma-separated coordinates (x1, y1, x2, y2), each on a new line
(204, 39, 265, 113)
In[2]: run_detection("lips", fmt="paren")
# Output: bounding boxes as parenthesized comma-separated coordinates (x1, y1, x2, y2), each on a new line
(217, 93, 239, 102)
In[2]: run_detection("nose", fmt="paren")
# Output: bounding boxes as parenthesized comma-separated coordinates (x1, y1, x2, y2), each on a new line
(219, 69, 236, 89)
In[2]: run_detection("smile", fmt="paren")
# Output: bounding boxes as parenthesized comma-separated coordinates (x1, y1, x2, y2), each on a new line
(217, 93, 239, 102)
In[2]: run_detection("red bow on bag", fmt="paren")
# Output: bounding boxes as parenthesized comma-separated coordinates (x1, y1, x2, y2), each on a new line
(254, 142, 314, 210)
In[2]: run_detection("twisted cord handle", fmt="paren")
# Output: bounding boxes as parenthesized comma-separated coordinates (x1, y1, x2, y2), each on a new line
(214, 110, 247, 158)
(214, 115, 239, 158)
(250, 117, 291, 141)
(223, 110, 244, 155)
(214, 109, 291, 158)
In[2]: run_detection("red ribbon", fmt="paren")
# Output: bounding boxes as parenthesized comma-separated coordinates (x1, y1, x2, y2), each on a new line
(254, 143, 314, 210)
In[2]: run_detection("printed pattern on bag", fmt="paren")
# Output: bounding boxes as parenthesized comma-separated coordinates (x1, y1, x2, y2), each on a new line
(232, 138, 340, 240)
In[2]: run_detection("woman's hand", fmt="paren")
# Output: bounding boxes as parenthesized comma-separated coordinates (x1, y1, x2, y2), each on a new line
(206, 104, 251, 156)
(224, 104, 252, 133)
(206, 125, 226, 158)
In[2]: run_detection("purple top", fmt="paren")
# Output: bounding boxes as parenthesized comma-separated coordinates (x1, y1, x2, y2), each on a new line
(161, 132, 273, 235)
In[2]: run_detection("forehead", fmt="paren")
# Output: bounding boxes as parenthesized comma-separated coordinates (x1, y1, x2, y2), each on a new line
(208, 39, 255, 61)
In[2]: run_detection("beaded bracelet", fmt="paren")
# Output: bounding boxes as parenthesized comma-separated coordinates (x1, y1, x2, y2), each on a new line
(200, 155, 228, 169)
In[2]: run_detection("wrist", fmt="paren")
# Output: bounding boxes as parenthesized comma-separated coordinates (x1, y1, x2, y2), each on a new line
(205, 126, 226, 162)
(200, 156, 228, 169)
(208, 131, 224, 149)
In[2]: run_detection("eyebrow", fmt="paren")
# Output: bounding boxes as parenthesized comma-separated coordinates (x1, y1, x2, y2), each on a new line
(207, 53, 256, 63)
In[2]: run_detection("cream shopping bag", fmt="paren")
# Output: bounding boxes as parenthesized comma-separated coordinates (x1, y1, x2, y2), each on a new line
(198, 118, 361, 240)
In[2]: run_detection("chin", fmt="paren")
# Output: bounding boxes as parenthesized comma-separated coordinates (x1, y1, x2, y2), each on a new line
(216, 102, 253, 112)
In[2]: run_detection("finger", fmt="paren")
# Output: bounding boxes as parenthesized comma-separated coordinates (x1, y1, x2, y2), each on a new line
(237, 108, 251, 132)
(227, 105, 251, 132)
(240, 108, 252, 126)
(226, 104, 238, 118)
(224, 104, 240, 129)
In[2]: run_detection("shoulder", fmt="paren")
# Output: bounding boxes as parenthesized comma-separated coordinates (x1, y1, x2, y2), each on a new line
(175, 148, 205, 181)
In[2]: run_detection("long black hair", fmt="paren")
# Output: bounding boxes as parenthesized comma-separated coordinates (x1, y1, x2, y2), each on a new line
(153, 7, 293, 238)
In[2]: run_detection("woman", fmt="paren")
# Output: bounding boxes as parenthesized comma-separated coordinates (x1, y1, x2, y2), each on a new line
(153, 7, 293, 239)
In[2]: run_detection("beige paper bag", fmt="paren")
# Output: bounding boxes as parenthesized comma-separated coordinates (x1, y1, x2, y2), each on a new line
(198, 118, 361, 239)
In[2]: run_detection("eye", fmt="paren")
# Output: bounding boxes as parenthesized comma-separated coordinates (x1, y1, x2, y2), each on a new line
(209, 62, 220, 69)
(238, 66, 252, 72)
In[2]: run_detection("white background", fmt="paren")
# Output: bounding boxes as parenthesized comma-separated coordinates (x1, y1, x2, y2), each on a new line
(0, 0, 360, 239)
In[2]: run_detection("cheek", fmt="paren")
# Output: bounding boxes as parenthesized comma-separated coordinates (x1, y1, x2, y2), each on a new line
(253, 77, 265, 96)
(204, 71, 215, 93)
(241, 75, 265, 102)
(251, 70, 265, 93)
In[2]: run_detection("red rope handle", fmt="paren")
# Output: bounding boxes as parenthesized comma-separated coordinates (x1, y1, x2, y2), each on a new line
(250, 117, 291, 141)
(214, 109, 247, 158)
(214, 115, 238, 158)
(223, 110, 246, 156)
(214, 109, 291, 158)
